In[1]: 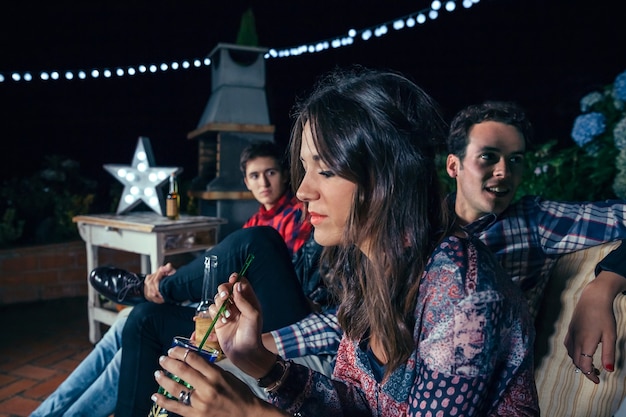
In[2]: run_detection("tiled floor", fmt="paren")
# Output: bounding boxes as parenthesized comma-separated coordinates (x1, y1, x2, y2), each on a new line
(0, 296, 96, 417)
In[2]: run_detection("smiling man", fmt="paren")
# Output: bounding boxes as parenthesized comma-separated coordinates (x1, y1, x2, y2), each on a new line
(446, 119, 526, 223)
(445, 100, 626, 386)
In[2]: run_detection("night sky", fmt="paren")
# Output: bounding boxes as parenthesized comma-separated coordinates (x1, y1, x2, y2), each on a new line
(1, 0, 625, 211)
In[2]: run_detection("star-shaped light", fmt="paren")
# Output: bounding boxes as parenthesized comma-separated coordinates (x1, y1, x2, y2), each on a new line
(104, 136, 182, 216)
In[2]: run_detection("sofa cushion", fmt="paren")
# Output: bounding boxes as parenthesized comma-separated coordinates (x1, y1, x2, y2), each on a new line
(534, 241, 626, 416)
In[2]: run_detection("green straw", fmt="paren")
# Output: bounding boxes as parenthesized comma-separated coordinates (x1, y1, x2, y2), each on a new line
(197, 253, 255, 351)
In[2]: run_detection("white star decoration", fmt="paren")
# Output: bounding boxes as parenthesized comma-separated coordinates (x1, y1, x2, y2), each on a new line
(104, 136, 182, 216)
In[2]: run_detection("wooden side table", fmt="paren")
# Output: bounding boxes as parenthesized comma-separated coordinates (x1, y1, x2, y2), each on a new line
(73, 212, 226, 343)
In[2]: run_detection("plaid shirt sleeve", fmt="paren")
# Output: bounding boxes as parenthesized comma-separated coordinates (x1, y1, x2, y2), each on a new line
(270, 308, 342, 359)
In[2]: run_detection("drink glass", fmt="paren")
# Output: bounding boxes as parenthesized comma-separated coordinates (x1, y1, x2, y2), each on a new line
(148, 336, 220, 416)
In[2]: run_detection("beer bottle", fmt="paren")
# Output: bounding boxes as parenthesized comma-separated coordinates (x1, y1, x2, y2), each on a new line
(166, 173, 179, 220)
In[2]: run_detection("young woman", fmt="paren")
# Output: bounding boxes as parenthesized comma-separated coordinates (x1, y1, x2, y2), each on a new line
(152, 66, 539, 416)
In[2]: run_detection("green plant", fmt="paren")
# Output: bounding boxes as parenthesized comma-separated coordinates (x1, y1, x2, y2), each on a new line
(0, 155, 97, 247)
(516, 139, 617, 202)
(570, 68, 626, 199)
(236, 8, 259, 47)
(0, 208, 24, 245)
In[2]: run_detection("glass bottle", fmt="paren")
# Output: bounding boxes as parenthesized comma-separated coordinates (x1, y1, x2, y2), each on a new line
(166, 173, 179, 220)
(195, 255, 221, 354)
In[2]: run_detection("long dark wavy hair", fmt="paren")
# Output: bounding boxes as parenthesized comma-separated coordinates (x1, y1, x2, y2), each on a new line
(288, 66, 449, 375)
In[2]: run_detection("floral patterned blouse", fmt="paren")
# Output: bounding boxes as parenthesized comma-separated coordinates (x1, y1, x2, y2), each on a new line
(269, 235, 539, 416)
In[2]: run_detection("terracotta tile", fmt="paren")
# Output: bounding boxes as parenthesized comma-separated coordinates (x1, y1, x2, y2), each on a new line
(25, 373, 68, 400)
(0, 375, 17, 389)
(0, 379, 38, 401)
(31, 349, 74, 367)
(11, 364, 56, 381)
(51, 358, 83, 373)
(0, 297, 89, 416)
(0, 396, 41, 417)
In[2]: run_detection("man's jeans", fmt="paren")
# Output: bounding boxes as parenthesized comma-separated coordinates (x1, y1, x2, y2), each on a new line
(29, 310, 129, 417)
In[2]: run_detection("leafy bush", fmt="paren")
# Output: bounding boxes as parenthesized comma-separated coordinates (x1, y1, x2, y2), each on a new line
(569, 68, 626, 200)
(516, 139, 617, 202)
(0, 155, 97, 247)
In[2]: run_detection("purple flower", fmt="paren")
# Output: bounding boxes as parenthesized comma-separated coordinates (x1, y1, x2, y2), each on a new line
(571, 112, 607, 147)
(614, 70, 626, 101)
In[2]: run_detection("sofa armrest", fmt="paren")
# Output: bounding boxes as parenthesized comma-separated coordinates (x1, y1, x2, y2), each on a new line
(534, 241, 626, 417)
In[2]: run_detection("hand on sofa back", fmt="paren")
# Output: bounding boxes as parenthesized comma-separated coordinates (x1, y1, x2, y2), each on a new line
(534, 241, 625, 417)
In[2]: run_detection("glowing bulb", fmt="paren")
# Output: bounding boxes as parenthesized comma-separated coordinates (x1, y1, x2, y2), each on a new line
(130, 186, 140, 195)
(137, 162, 147, 172)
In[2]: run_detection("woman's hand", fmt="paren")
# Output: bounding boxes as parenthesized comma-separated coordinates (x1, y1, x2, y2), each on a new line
(210, 273, 280, 379)
(152, 347, 287, 417)
(564, 270, 626, 383)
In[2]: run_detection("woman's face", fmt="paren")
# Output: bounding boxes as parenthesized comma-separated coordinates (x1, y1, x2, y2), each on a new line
(296, 122, 356, 247)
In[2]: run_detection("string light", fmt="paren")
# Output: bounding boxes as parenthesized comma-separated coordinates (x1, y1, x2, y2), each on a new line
(1, 0, 478, 84)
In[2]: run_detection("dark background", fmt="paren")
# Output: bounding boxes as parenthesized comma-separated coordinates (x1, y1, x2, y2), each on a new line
(1, 0, 625, 212)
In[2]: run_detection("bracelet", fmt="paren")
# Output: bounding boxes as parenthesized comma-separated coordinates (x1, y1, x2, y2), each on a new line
(257, 355, 291, 393)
